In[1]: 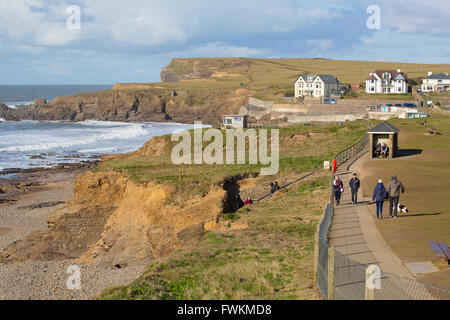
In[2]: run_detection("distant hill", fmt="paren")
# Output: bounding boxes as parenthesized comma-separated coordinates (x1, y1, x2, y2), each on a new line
(3, 58, 450, 125)
(157, 57, 450, 90)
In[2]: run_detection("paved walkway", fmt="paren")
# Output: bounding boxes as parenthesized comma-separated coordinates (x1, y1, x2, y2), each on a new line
(326, 151, 440, 300)
(329, 151, 411, 277)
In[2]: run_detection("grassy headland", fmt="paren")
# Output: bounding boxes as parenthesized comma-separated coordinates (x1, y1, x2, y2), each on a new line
(97, 121, 370, 299)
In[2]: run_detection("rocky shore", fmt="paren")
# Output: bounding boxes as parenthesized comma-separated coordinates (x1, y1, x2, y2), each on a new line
(0, 164, 147, 300)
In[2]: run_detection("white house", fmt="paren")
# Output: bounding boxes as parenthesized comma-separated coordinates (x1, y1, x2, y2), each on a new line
(421, 72, 450, 92)
(222, 115, 248, 129)
(366, 69, 408, 94)
(295, 74, 344, 99)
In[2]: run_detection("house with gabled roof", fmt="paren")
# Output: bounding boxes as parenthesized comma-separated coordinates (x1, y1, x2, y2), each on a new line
(421, 72, 450, 92)
(294, 74, 344, 99)
(365, 69, 408, 94)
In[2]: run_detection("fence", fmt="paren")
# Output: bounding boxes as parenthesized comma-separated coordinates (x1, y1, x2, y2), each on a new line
(315, 135, 450, 300)
(334, 133, 369, 168)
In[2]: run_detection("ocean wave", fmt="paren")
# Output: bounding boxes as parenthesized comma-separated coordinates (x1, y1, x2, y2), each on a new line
(0, 122, 151, 152)
(5, 101, 34, 109)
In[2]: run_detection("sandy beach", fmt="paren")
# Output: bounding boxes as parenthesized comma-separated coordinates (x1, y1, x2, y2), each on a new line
(0, 165, 147, 300)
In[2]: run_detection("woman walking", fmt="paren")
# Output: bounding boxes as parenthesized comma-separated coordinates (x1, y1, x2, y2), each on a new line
(333, 176, 344, 206)
(372, 179, 388, 220)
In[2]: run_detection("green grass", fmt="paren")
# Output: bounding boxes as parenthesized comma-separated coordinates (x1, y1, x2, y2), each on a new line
(95, 122, 368, 203)
(123, 58, 450, 94)
(94, 121, 371, 300)
(98, 174, 330, 300)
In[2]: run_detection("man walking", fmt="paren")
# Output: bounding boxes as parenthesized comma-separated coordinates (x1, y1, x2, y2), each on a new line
(349, 173, 361, 205)
(387, 175, 405, 218)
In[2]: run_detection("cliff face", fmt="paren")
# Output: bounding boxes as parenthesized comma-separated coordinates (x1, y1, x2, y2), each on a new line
(0, 87, 253, 125)
(160, 58, 251, 82)
(0, 170, 226, 266)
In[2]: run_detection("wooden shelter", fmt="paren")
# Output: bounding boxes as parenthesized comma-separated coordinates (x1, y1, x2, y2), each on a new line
(368, 122, 399, 159)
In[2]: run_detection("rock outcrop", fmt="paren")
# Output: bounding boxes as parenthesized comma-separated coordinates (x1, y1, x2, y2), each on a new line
(0, 87, 253, 125)
(0, 170, 226, 266)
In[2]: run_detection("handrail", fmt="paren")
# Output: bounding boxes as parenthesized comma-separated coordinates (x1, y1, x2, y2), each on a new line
(334, 133, 369, 169)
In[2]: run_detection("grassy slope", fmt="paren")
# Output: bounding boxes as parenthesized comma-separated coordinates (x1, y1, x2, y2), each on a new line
(97, 123, 368, 203)
(99, 174, 329, 300)
(358, 116, 450, 288)
(97, 122, 369, 300)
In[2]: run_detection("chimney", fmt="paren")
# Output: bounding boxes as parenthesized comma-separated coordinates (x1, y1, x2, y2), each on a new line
(428, 71, 433, 76)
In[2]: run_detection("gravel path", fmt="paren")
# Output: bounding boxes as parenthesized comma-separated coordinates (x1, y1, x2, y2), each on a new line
(0, 170, 147, 300)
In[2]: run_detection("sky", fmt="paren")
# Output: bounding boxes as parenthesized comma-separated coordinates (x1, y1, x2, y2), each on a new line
(0, 0, 449, 84)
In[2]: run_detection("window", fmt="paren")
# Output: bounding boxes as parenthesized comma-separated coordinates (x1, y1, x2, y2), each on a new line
(225, 119, 232, 125)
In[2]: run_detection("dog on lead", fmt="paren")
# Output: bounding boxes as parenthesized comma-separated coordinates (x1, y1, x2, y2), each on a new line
(398, 204, 409, 213)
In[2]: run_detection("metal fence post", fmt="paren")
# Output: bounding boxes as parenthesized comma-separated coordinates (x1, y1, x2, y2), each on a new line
(328, 247, 335, 300)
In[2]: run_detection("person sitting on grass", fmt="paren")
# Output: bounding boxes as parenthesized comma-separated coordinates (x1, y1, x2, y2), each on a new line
(244, 196, 253, 206)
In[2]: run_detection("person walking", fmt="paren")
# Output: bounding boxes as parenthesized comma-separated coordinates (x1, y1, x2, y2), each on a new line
(349, 173, 361, 205)
(387, 175, 405, 218)
(372, 179, 387, 220)
(333, 176, 343, 206)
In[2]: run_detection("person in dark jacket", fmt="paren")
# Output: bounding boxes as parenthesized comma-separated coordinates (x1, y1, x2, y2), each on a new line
(349, 173, 361, 205)
(333, 176, 344, 206)
(387, 175, 405, 218)
(372, 179, 387, 219)
(374, 143, 382, 157)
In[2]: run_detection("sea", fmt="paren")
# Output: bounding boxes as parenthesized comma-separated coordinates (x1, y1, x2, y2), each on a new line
(0, 85, 195, 172)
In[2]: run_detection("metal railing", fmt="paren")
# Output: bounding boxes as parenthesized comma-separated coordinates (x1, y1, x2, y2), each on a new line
(335, 133, 369, 168)
(315, 136, 450, 300)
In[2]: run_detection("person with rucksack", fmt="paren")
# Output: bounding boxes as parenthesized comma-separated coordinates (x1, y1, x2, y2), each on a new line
(349, 173, 361, 205)
(372, 179, 388, 220)
(387, 175, 405, 219)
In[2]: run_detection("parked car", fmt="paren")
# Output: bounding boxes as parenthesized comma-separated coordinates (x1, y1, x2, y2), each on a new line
(403, 103, 417, 108)
(323, 98, 337, 104)
(417, 88, 422, 92)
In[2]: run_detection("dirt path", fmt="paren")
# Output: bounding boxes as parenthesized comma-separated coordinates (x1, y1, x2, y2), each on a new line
(0, 170, 147, 300)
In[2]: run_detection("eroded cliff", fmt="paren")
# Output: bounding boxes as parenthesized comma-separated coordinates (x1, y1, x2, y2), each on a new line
(0, 168, 228, 266)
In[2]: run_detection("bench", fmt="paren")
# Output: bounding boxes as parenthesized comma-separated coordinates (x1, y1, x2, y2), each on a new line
(428, 241, 450, 266)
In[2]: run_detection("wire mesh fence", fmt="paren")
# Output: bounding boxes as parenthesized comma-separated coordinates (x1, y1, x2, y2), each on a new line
(315, 134, 450, 300)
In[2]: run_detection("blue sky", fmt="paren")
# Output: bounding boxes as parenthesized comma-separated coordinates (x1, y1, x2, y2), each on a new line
(0, 0, 449, 84)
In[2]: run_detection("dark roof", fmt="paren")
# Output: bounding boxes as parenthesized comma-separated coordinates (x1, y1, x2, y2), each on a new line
(318, 75, 340, 84)
(423, 72, 450, 80)
(297, 74, 340, 84)
(366, 70, 408, 81)
(368, 122, 399, 134)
